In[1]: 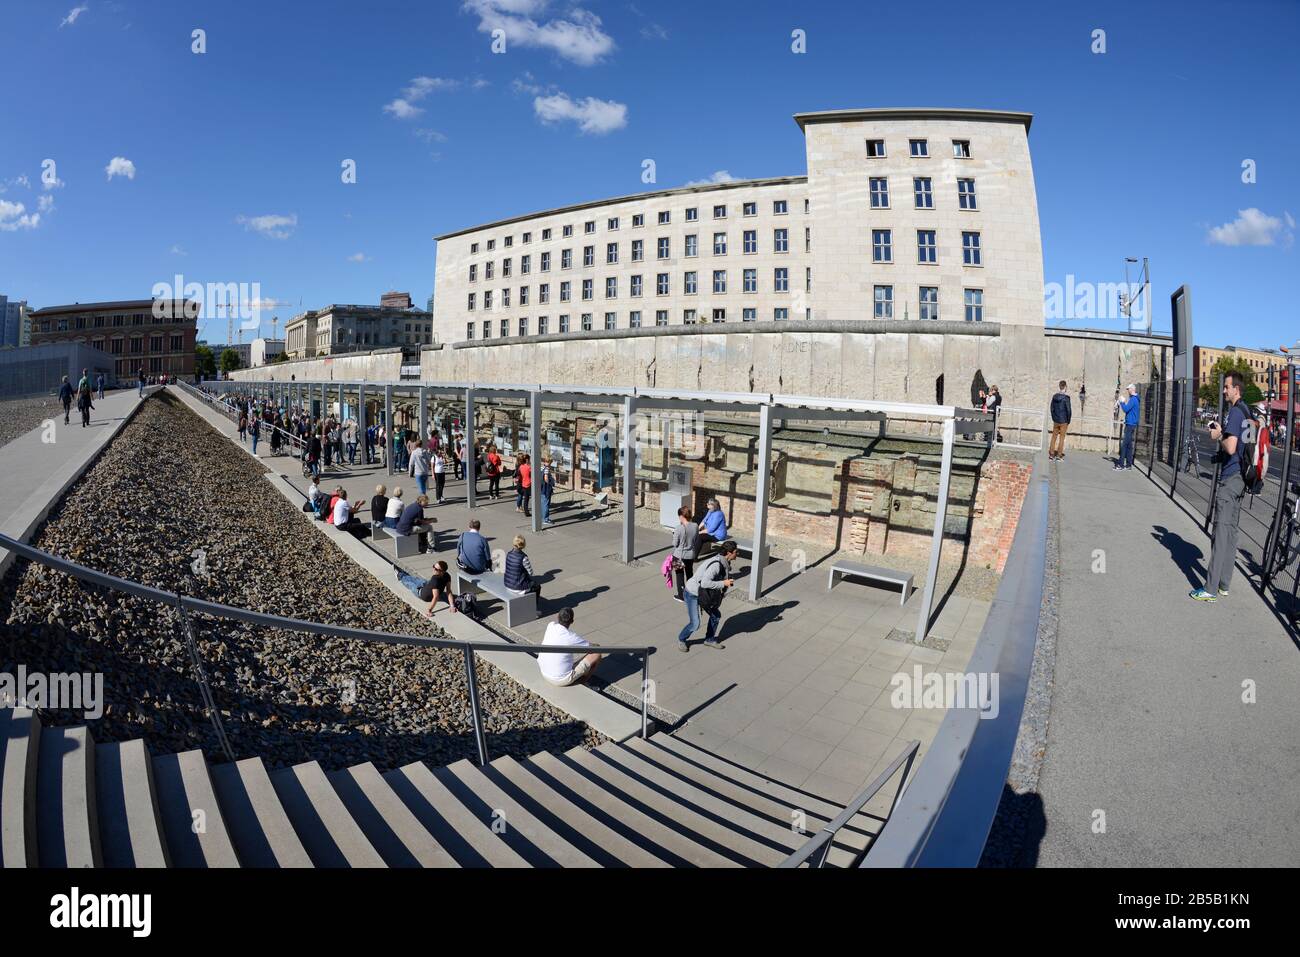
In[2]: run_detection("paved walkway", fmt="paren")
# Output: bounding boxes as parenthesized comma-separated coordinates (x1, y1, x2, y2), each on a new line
(1037, 451, 1300, 866)
(0, 389, 144, 576)
(203, 397, 993, 804)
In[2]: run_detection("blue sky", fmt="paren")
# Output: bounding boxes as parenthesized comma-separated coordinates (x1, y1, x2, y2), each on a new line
(1, 0, 1296, 349)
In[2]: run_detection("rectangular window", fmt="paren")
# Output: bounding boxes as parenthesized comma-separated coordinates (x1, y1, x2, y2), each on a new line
(774, 307, 788, 320)
(685, 234, 698, 257)
(471, 242, 479, 253)
(504, 236, 512, 248)
(631, 239, 644, 262)
(522, 231, 531, 244)
(562, 224, 573, 237)
(607, 242, 619, 264)
(631, 274, 643, 297)
(713, 270, 727, 294)
(469, 264, 477, 282)
(539, 283, 549, 304)
(466, 323, 474, 340)
(559, 314, 570, 332)
(805, 227, 811, 252)
(743, 201, 757, 216)
(499, 319, 508, 338)
(964, 288, 984, 322)
(560, 281, 571, 302)
(561, 248, 572, 269)
(743, 308, 757, 321)
(958, 178, 977, 210)
(604, 312, 616, 329)
(712, 308, 726, 323)
(519, 317, 528, 337)
(773, 228, 788, 253)
(684, 271, 697, 294)
(520, 254, 530, 274)
(713, 204, 727, 219)
(487, 239, 495, 251)
(914, 177, 933, 209)
(581, 313, 593, 331)
(774, 267, 789, 292)
(583, 246, 594, 267)
(657, 237, 670, 259)
(917, 229, 937, 264)
(584, 220, 596, 234)
(773, 199, 788, 215)
(656, 310, 669, 326)
(962, 231, 982, 266)
(502, 288, 510, 308)
(520, 286, 529, 305)
(874, 285, 893, 319)
(485, 261, 494, 280)
(605, 277, 618, 298)
(542, 228, 552, 240)
(920, 286, 939, 321)
(953, 139, 971, 159)
(685, 207, 698, 222)
(656, 273, 670, 295)
(632, 213, 644, 227)
(739, 268, 755, 293)
(658, 210, 671, 224)
(713, 232, 727, 255)
(482, 320, 491, 338)
(607, 217, 619, 231)
(468, 292, 476, 311)
(865, 139, 886, 157)
(484, 290, 493, 309)
(582, 279, 593, 300)
(538, 316, 549, 335)
(541, 251, 551, 272)
(869, 177, 889, 208)
(743, 229, 757, 254)
(872, 228, 892, 263)
(682, 309, 696, 324)
(909, 138, 929, 157)
(629, 310, 642, 328)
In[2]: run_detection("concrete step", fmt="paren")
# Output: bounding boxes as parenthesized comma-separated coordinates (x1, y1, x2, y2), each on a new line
(382, 761, 528, 868)
(36, 725, 102, 868)
(0, 707, 42, 868)
(652, 733, 878, 860)
(485, 754, 671, 868)
(210, 757, 312, 868)
(435, 759, 598, 868)
(270, 762, 386, 868)
(328, 763, 459, 868)
(595, 741, 806, 856)
(95, 738, 170, 867)
(558, 747, 777, 866)
(527, 751, 736, 868)
(151, 749, 240, 868)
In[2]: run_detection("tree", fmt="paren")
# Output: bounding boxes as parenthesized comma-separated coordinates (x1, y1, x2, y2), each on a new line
(1198, 355, 1263, 406)
(219, 348, 242, 375)
(194, 344, 217, 378)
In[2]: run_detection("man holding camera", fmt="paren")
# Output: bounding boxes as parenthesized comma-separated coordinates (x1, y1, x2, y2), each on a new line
(1114, 384, 1140, 471)
(1191, 371, 1249, 602)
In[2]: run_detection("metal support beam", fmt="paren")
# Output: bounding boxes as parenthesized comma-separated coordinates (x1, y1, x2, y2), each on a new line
(621, 395, 639, 563)
(530, 389, 543, 533)
(748, 403, 774, 601)
(465, 388, 477, 509)
(418, 386, 429, 449)
(914, 418, 955, 643)
(384, 385, 394, 476)
(357, 382, 367, 464)
(337, 382, 344, 421)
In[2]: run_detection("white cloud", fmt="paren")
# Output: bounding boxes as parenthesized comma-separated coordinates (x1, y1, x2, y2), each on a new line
(463, 1, 615, 66)
(533, 92, 627, 134)
(236, 213, 298, 240)
(171, 244, 187, 256)
(414, 128, 448, 143)
(384, 76, 464, 119)
(686, 170, 737, 186)
(105, 156, 136, 180)
(512, 72, 547, 95)
(347, 252, 370, 263)
(38, 194, 55, 212)
(1206, 207, 1294, 247)
(383, 98, 424, 119)
(0, 199, 40, 231)
(59, 5, 88, 28)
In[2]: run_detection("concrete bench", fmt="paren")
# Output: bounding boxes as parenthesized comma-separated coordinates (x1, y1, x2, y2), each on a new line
(370, 521, 391, 542)
(391, 526, 433, 559)
(827, 561, 913, 606)
(453, 569, 537, 628)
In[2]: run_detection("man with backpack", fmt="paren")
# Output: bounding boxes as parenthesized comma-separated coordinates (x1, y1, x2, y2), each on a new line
(676, 539, 738, 652)
(57, 376, 74, 425)
(1191, 371, 1253, 601)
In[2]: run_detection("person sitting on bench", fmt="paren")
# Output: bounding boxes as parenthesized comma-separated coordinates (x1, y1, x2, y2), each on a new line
(696, 498, 728, 554)
(456, 518, 492, 574)
(395, 494, 434, 551)
(396, 559, 456, 617)
(331, 488, 365, 530)
(504, 535, 542, 599)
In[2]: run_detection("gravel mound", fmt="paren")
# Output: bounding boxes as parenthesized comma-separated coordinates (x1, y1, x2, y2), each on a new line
(0, 390, 601, 772)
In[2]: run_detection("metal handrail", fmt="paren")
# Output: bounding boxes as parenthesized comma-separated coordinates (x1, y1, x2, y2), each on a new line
(0, 530, 656, 759)
(778, 739, 919, 868)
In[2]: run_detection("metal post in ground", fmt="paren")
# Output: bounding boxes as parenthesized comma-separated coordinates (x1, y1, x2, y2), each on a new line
(465, 388, 477, 509)
(1206, 372, 1225, 532)
(384, 384, 394, 476)
(463, 646, 489, 766)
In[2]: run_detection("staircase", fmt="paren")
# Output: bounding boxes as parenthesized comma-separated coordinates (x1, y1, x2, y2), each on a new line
(0, 706, 882, 868)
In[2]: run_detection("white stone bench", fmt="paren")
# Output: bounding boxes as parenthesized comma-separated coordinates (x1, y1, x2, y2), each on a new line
(391, 527, 431, 559)
(453, 568, 537, 628)
(827, 561, 913, 606)
(371, 521, 391, 541)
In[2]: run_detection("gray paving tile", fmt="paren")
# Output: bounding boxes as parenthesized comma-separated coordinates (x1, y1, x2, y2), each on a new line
(773, 734, 836, 771)
(798, 713, 855, 748)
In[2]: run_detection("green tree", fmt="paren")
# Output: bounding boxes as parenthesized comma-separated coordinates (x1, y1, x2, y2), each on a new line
(194, 344, 217, 378)
(219, 348, 242, 375)
(1198, 355, 1263, 406)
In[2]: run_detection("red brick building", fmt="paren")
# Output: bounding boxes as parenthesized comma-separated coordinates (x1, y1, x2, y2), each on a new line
(28, 299, 198, 380)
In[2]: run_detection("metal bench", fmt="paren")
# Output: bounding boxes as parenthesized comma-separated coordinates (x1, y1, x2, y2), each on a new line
(827, 561, 913, 606)
(453, 569, 537, 627)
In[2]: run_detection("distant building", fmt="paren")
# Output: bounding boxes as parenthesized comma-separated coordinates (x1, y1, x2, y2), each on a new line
(208, 342, 252, 369)
(28, 298, 197, 379)
(283, 291, 433, 360)
(0, 342, 115, 399)
(0, 295, 29, 349)
(250, 337, 285, 367)
(1192, 345, 1286, 387)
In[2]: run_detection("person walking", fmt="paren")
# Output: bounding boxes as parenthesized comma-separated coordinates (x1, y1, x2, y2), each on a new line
(1115, 384, 1140, 471)
(486, 444, 503, 499)
(1255, 407, 1272, 481)
(670, 506, 701, 602)
(515, 453, 532, 517)
(76, 380, 95, 427)
(138, 368, 146, 398)
(237, 407, 248, 443)
(412, 443, 432, 498)
(250, 415, 261, 456)
(676, 540, 738, 652)
(96, 373, 105, 400)
(1049, 380, 1072, 461)
(1192, 372, 1250, 601)
(539, 456, 556, 526)
(58, 376, 74, 425)
(433, 449, 447, 504)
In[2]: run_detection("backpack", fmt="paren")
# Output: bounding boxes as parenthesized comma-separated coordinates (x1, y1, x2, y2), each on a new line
(454, 592, 483, 621)
(693, 556, 727, 613)
(1234, 400, 1263, 494)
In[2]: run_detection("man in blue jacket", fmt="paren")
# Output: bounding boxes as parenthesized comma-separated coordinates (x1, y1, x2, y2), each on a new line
(1049, 380, 1072, 461)
(456, 518, 493, 574)
(1114, 384, 1140, 471)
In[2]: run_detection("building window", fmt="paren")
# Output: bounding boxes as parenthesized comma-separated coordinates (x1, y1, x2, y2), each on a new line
(914, 177, 933, 209)
(712, 308, 726, 323)
(774, 307, 788, 320)
(466, 323, 475, 340)
(484, 290, 493, 309)
(953, 139, 971, 159)
(805, 227, 811, 252)
(583, 246, 595, 267)
(500, 319, 509, 337)
(774, 199, 788, 215)
(605, 277, 618, 298)
(965, 289, 984, 322)
(958, 178, 977, 210)
(656, 310, 669, 326)
(482, 320, 491, 338)
(584, 220, 596, 234)
(657, 237, 670, 259)
(713, 232, 727, 255)
(606, 242, 619, 264)
(632, 213, 644, 227)
(774, 267, 789, 292)
(920, 287, 939, 320)
(962, 231, 982, 266)
(657, 273, 670, 295)
(607, 217, 619, 230)
(170, 334, 183, 351)
(563, 224, 573, 237)
(713, 204, 726, 219)
(468, 292, 476, 311)
(538, 316, 549, 335)
(869, 177, 889, 208)
(630, 275, 643, 297)
(519, 317, 529, 337)
(872, 229, 892, 263)
(541, 251, 551, 272)
(684, 271, 697, 294)
(561, 249, 572, 269)
(865, 139, 886, 158)
(631, 239, 644, 262)
(743, 308, 757, 321)
(542, 228, 552, 240)
(539, 283, 549, 304)
(487, 239, 495, 251)
(909, 138, 929, 158)
(604, 312, 616, 330)
(713, 270, 727, 294)
(685, 207, 698, 222)
(502, 288, 511, 308)
(520, 287, 529, 306)
(559, 314, 570, 332)
(485, 261, 494, 280)
(630, 310, 642, 328)
(521, 254, 530, 274)
(658, 210, 671, 224)
(743, 268, 757, 293)
(469, 264, 477, 282)
(581, 313, 593, 331)
(743, 201, 757, 216)
(874, 285, 893, 319)
(471, 242, 479, 254)
(743, 230, 757, 254)
(685, 234, 698, 257)
(773, 228, 789, 253)
(582, 279, 593, 301)
(560, 281, 571, 302)
(522, 231, 531, 243)
(504, 236, 513, 248)
(917, 230, 937, 264)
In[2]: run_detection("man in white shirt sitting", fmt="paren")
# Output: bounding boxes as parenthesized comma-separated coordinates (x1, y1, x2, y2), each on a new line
(538, 608, 603, 687)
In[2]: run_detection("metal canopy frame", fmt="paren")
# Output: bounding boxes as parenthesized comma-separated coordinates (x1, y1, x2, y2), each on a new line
(212, 378, 994, 642)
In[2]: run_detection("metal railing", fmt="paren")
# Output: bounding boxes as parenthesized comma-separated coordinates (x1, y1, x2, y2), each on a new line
(993, 407, 1045, 452)
(0, 531, 657, 765)
(778, 739, 919, 868)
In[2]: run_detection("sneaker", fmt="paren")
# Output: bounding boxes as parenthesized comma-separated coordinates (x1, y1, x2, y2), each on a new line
(1189, 588, 1217, 602)
(1217, 588, 1229, 598)
(1113, 463, 1123, 471)
(677, 640, 689, 653)
(704, 638, 723, 649)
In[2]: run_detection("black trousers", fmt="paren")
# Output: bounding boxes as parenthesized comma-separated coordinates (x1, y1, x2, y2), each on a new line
(434, 473, 446, 500)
